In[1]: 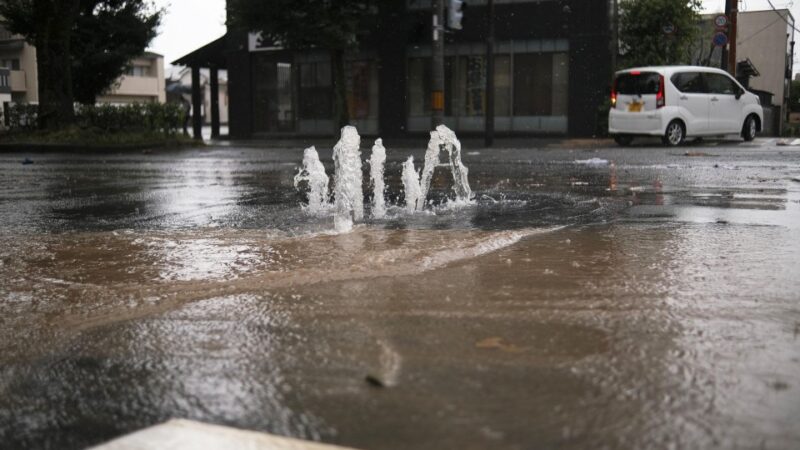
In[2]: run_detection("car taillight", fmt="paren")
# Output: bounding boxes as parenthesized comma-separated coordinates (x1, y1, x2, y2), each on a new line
(611, 87, 617, 108)
(656, 75, 665, 108)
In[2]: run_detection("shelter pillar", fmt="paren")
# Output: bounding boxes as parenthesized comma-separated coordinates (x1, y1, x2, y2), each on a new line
(210, 66, 220, 139)
(191, 65, 203, 140)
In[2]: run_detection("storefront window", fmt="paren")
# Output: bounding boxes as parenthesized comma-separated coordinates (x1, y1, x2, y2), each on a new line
(346, 60, 377, 120)
(299, 61, 332, 119)
(252, 57, 294, 132)
(513, 53, 552, 116)
(408, 57, 431, 116)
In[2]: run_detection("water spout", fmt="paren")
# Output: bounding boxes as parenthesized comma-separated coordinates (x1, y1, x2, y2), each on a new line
(417, 131, 442, 211)
(293, 146, 330, 215)
(402, 156, 422, 213)
(416, 125, 472, 210)
(370, 138, 387, 219)
(437, 125, 472, 202)
(332, 126, 364, 232)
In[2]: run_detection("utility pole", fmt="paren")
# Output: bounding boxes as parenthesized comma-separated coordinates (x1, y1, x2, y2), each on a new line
(432, 0, 445, 128)
(484, 0, 495, 147)
(722, 0, 738, 75)
(728, 0, 738, 76)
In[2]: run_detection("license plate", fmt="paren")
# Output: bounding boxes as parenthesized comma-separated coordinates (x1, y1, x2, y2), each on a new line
(628, 102, 643, 112)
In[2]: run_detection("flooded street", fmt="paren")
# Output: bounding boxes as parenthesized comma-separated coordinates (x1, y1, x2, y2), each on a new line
(1, 140, 800, 449)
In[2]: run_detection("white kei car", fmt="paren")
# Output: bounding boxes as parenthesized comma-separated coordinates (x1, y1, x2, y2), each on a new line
(608, 66, 763, 146)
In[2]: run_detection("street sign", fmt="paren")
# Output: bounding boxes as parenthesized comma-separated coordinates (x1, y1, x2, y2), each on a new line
(714, 14, 728, 29)
(662, 23, 676, 35)
(713, 31, 728, 47)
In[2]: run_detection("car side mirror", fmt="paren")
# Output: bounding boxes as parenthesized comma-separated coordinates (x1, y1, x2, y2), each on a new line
(735, 90, 743, 100)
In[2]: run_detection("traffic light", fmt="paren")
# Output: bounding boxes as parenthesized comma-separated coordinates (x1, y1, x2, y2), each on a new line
(448, 0, 464, 30)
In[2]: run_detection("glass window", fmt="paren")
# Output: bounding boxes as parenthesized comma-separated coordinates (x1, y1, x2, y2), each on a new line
(551, 53, 568, 116)
(408, 57, 431, 116)
(1, 59, 20, 71)
(615, 72, 660, 95)
(346, 60, 376, 120)
(298, 61, 332, 119)
(494, 55, 512, 116)
(671, 72, 705, 93)
(705, 73, 739, 95)
(514, 53, 553, 116)
(252, 57, 294, 132)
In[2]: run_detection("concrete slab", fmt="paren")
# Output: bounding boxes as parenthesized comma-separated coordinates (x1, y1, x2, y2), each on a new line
(90, 419, 358, 450)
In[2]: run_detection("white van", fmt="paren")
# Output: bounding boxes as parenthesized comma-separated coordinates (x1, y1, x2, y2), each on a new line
(608, 66, 763, 146)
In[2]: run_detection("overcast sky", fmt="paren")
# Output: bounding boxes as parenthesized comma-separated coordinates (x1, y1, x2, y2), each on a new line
(147, 0, 800, 72)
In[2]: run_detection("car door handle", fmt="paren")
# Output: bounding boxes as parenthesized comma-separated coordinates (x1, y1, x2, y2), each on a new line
(680, 95, 688, 100)
(711, 97, 719, 102)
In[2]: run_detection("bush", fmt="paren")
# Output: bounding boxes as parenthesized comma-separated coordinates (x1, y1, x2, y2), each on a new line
(75, 102, 184, 134)
(4, 102, 184, 134)
(6, 103, 39, 131)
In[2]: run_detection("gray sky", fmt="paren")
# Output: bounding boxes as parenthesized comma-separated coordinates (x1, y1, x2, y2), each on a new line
(148, 0, 226, 71)
(147, 0, 799, 72)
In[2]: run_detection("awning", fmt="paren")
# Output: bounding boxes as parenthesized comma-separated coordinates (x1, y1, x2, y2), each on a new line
(172, 34, 227, 68)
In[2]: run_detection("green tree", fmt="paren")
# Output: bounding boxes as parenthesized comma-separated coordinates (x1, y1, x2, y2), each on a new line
(72, 1, 162, 105)
(0, 0, 81, 128)
(619, 0, 703, 67)
(227, 0, 377, 129)
(0, 0, 161, 128)
(789, 79, 800, 113)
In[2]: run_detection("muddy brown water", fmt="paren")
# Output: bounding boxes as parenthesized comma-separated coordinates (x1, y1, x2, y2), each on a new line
(1, 145, 799, 449)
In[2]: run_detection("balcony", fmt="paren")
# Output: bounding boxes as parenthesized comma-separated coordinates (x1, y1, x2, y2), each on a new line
(9, 70, 26, 92)
(111, 75, 160, 98)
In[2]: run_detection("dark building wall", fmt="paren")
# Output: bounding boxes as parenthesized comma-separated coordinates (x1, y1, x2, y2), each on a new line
(226, 31, 253, 139)
(224, 0, 611, 138)
(376, 0, 410, 138)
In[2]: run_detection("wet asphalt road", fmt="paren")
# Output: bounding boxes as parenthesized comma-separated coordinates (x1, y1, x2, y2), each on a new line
(1, 137, 799, 449)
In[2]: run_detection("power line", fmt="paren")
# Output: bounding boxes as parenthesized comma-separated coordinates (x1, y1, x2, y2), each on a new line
(765, 0, 800, 34)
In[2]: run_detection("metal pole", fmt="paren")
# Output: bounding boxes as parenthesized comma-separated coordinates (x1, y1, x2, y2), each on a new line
(728, 0, 737, 76)
(485, 0, 495, 147)
(432, 0, 445, 128)
(210, 66, 220, 139)
(721, 0, 733, 72)
(191, 65, 203, 140)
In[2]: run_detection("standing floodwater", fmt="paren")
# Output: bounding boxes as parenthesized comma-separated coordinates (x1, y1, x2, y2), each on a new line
(332, 126, 363, 232)
(369, 138, 387, 219)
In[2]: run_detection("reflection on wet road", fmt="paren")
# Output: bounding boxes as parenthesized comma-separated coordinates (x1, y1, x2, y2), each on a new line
(1, 144, 799, 449)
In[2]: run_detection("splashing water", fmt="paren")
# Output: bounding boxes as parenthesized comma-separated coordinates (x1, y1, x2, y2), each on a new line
(370, 138, 387, 219)
(333, 126, 364, 232)
(402, 156, 422, 213)
(417, 125, 472, 210)
(438, 125, 472, 202)
(295, 125, 472, 232)
(293, 146, 330, 215)
(418, 131, 442, 212)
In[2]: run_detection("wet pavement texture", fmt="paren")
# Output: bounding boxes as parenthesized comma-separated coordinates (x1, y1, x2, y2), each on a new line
(1, 139, 800, 449)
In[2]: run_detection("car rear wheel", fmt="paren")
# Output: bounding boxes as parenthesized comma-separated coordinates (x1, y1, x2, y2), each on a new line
(742, 115, 757, 142)
(614, 135, 633, 146)
(662, 120, 685, 147)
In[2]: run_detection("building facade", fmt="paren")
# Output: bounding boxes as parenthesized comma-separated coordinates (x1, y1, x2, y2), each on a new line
(1, 21, 165, 107)
(0, 22, 39, 104)
(98, 52, 166, 104)
(695, 9, 795, 133)
(736, 9, 795, 125)
(179, 0, 613, 139)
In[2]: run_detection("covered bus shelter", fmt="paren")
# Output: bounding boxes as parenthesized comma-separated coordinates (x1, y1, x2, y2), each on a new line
(172, 35, 227, 140)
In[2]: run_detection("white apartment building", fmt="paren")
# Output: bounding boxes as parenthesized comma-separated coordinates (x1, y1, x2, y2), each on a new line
(0, 22, 165, 107)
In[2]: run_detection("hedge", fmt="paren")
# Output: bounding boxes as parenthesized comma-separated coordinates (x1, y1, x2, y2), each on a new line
(4, 102, 184, 134)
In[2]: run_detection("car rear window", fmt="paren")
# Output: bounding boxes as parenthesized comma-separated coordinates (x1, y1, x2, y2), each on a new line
(615, 72, 660, 95)
(671, 72, 706, 93)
